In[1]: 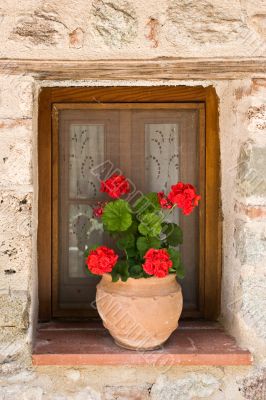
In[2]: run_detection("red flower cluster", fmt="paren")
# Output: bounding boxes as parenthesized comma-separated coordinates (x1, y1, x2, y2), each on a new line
(168, 182, 200, 215)
(92, 202, 107, 218)
(157, 191, 173, 209)
(142, 248, 172, 278)
(100, 174, 130, 199)
(86, 246, 118, 275)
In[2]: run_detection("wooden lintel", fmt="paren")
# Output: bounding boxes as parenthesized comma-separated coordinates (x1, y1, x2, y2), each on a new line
(0, 58, 265, 80)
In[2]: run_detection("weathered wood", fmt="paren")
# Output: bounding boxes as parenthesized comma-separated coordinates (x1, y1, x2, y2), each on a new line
(0, 58, 265, 80)
(38, 89, 52, 321)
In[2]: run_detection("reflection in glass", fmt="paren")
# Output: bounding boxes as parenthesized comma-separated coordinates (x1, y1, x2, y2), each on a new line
(68, 204, 104, 278)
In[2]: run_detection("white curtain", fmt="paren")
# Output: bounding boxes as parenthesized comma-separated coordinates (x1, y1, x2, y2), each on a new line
(68, 124, 105, 278)
(145, 123, 179, 192)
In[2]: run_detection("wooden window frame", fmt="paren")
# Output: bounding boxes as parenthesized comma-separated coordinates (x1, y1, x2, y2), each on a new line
(38, 86, 220, 322)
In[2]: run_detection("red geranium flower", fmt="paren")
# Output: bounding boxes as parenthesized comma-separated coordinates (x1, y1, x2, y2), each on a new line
(142, 248, 172, 278)
(92, 202, 107, 218)
(86, 246, 118, 275)
(100, 174, 130, 199)
(168, 182, 200, 215)
(158, 191, 173, 209)
(93, 206, 104, 218)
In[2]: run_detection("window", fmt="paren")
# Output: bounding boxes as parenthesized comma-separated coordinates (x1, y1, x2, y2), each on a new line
(38, 87, 220, 321)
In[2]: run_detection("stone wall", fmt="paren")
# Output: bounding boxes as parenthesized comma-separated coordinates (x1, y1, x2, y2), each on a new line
(0, 0, 265, 58)
(0, 0, 265, 399)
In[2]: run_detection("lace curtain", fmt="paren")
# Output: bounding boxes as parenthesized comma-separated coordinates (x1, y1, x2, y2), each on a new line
(68, 124, 105, 278)
(67, 122, 180, 278)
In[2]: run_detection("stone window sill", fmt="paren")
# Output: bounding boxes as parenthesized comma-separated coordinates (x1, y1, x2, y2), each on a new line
(32, 321, 252, 366)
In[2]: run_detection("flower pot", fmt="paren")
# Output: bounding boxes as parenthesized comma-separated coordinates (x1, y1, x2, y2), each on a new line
(96, 274, 183, 350)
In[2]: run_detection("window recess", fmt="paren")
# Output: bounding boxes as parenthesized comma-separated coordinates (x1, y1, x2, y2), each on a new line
(38, 86, 220, 322)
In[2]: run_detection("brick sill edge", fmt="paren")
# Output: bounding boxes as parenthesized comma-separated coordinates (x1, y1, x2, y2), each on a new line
(32, 321, 252, 367)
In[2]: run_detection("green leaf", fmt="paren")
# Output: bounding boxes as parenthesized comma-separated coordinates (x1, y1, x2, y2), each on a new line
(136, 236, 161, 257)
(117, 233, 135, 250)
(102, 200, 132, 232)
(128, 257, 137, 267)
(167, 248, 185, 279)
(126, 248, 138, 257)
(125, 219, 139, 235)
(138, 213, 162, 237)
(142, 271, 151, 278)
(162, 223, 183, 246)
(133, 193, 160, 220)
(111, 269, 119, 282)
(176, 261, 185, 279)
(114, 260, 130, 282)
(129, 264, 143, 278)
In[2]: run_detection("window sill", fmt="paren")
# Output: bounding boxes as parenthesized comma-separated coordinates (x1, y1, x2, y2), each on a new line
(32, 321, 252, 366)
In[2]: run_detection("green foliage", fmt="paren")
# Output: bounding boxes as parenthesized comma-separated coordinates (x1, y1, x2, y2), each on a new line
(112, 260, 130, 282)
(138, 213, 162, 237)
(136, 236, 161, 257)
(102, 199, 132, 232)
(117, 233, 135, 250)
(126, 248, 138, 257)
(133, 192, 160, 220)
(85, 185, 188, 279)
(162, 222, 183, 246)
(168, 247, 185, 279)
(176, 261, 185, 279)
(111, 269, 120, 282)
(125, 219, 139, 235)
(129, 264, 143, 278)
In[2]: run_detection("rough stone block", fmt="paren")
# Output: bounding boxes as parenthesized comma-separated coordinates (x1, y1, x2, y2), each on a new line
(0, 75, 33, 119)
(0, 234, 31, 293)
(0, 191, 32, 239)
(248, 14, 266, 38)
(0, 119, 32, 186)
(69, 27, 84, 49)
(0, 385, 43, 400)
(0, 291, 29, 329)
(240, 274, 266, 340)
(150, 374, 220, 400)
(61, 387, 101, 400)
(166, 0, 248, 45)
(240, 369, 266, 400)
(247, 104, 266, 132)
(0, 327, 28, 368)
(234, 201, 266, 219)
(236, 142, 266, 198)
(92, 0, 138, 47)
(165, 2, 266, 57)
(104, 385, 151, 400)
(0, 191, 32, 292)
(10, 7, 65, 46)
(234, 219, 266, 265)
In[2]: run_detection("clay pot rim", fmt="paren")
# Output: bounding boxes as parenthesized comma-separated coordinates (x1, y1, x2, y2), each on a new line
(100, 273, 179, 285)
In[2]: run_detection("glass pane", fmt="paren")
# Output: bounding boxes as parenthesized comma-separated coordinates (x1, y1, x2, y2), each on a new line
(145, 122, 180, 224)
(145, 123, 179, 192)
(58, 110, 120, 313)
(131, 110, 199, 311)
(68, 204, 104, 278)
(69, 124, 104, 199)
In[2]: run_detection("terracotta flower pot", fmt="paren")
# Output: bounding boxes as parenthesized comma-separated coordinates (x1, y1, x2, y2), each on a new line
(96, 274, 183, 350)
